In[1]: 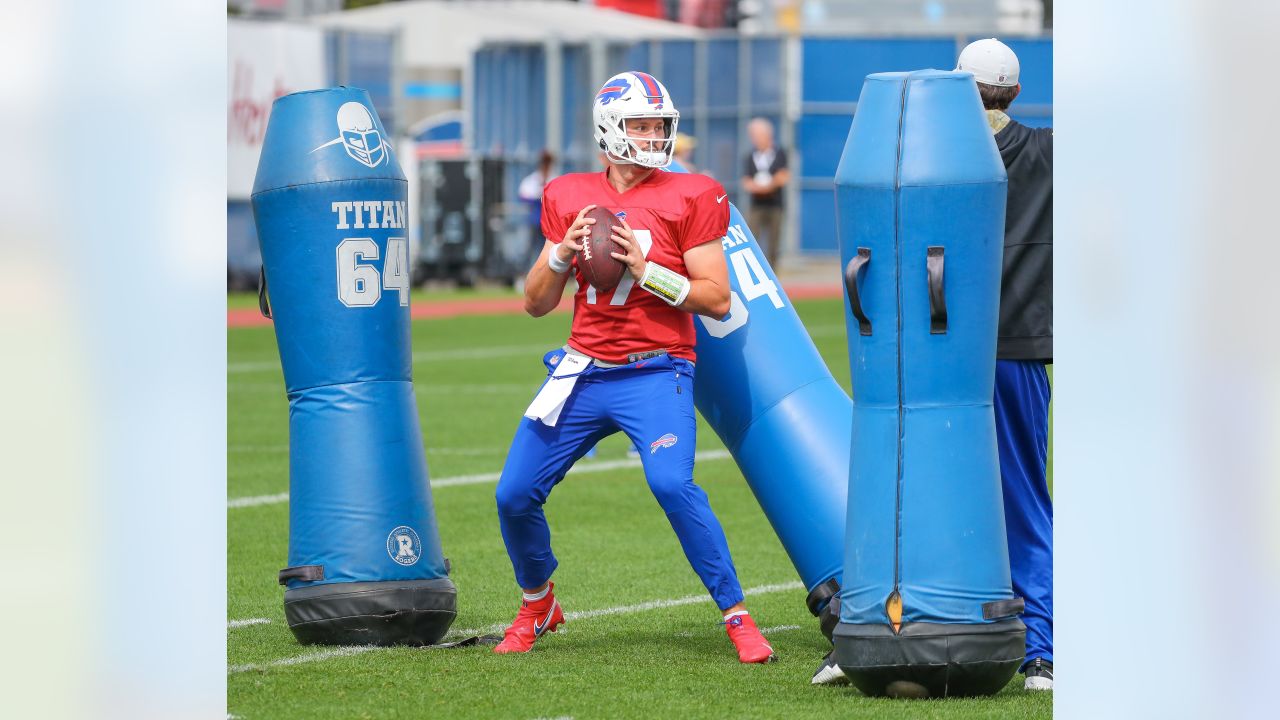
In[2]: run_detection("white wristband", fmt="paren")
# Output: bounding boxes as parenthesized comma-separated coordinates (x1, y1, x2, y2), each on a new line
(547, 247, 572, 274)
(639, 261, 691, 306)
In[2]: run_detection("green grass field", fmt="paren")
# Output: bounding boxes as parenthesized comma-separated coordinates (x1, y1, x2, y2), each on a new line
(228, 294, 1052, 719)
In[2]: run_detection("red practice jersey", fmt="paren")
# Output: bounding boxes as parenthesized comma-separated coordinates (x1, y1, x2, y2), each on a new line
(541, 169, 729, 363)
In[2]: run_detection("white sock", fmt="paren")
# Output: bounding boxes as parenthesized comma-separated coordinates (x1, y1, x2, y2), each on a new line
(523, 586, 550, 602)
(723, 610, 748, 621)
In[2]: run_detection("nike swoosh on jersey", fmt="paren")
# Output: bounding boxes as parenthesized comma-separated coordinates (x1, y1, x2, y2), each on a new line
(716, 194, 727, 203)
(533, 602, 558, 635)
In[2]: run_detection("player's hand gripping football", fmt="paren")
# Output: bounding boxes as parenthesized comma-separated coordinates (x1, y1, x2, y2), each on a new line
(555, 204, 598, 265)
(608, 217, 646, 281)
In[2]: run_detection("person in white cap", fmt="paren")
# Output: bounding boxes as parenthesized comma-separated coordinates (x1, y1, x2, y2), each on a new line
(959, 37, 1055, 693)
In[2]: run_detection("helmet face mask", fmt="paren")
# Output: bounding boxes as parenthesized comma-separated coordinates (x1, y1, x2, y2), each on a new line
(593, 72, 680, 169)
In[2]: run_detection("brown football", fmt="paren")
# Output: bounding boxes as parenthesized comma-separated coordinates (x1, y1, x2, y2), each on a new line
(576, 206, 627, 292)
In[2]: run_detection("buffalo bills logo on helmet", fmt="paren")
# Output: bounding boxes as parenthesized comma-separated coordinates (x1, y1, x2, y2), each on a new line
(650, 433, 678, 454)
(597, 76, 632, 106)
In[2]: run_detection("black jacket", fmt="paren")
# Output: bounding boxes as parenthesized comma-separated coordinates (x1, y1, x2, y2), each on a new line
(742, 147, 788, 207)
(994, 119, 1053, 361)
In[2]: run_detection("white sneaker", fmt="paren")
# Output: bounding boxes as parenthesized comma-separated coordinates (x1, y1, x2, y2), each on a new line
(1023, 657, 1053, 691)
(810, 651, 850, 685)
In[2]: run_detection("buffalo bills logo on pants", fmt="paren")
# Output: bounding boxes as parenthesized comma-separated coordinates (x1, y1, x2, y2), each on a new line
(650, 433, 678, 454)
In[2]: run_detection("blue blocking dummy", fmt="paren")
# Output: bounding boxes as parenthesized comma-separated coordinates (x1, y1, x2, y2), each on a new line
(252, 88, 456, 646)
(832, 71, 1025, 697)
(673, 162, 849, 637)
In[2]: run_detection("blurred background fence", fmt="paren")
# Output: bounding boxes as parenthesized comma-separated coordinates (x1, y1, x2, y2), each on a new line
(227, 1, 1051, 288)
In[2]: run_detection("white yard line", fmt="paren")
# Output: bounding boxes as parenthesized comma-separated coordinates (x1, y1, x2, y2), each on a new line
(228, 492, 290, 509)
(804, 323, 844, 338)
(759, 625, 802, 635)
(228, 645, 376, 674)
(564, 580, 799, 623)
(229, 343, 551, 374)
(406, 580, 807, 643)
(227, 449, 734, 509)
(230, 445, 508, 456)
(229, 324, 845, 376)
(227, 580, 804, 674)
(232, 382, 536, 395)
(228, 618, 272, 629)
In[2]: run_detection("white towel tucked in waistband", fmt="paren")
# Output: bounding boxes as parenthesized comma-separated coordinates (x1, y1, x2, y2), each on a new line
(523, 354, 590, 427)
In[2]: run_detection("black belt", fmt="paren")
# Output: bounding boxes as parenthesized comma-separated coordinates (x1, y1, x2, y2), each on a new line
(625, 349, 668, 364)
(564, 346, 668, 368)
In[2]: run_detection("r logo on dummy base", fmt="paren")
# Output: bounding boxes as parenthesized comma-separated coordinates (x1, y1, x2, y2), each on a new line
(387, 525, 422, 566)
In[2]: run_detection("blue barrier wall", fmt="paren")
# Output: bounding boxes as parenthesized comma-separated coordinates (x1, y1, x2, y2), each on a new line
(471, 34, 1050, 258)
(326, 30, 398, 135)
(233, 33, 1049, 283)
(472, 36, 790, 218)
(797, 37, 1051, 253)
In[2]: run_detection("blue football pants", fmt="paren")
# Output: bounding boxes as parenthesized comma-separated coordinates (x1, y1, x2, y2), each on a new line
(994, 359, 1053, 667)
(495, 350, 746, 611)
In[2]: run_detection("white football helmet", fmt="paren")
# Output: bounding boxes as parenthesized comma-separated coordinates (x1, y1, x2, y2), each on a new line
(593, 71, 680, 168)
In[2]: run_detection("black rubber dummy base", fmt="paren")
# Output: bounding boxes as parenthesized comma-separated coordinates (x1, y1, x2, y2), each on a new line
(832, 619, 1025, 698)
(805, 578, 842, 643)
(284, 578, 457, 646)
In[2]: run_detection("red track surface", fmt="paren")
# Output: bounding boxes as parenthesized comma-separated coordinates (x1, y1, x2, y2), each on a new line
(227, 283, 842, 328)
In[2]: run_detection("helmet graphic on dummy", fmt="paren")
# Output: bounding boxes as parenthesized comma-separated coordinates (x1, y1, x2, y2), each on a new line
(336, 101, 386, 168)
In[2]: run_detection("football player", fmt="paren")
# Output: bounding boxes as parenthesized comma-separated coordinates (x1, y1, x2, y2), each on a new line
(492, 71, 775, 663)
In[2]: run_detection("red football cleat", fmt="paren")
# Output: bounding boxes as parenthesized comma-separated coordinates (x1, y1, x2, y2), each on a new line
(493, 584, 565, 654)
(724, 613, 775, 663)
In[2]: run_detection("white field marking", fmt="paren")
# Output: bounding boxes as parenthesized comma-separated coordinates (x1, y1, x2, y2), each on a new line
(227, 359, 283, 374)
(804, 323, 843, 338)
(228, 581, 804, 674)
(230, 320, 846, 375)
(229, 645, 376, 674)
(227, 449, 734, 509)
(674, 624, 801, 638)
(228, 492, 290, 509)
(446, 581, 805, 638)
(432, 449, 732, 489)
(230, 382, 535, 396)
(229, 342, 551, 374)
(230, 445, 506, 456)
(228, 618, 271, 629)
